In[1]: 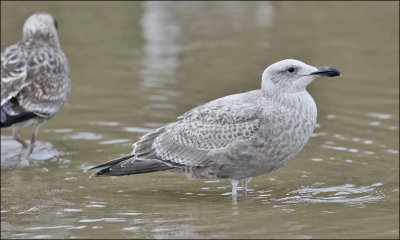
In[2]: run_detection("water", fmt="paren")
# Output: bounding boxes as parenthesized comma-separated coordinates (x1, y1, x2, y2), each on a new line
(1, 1, 398, 239)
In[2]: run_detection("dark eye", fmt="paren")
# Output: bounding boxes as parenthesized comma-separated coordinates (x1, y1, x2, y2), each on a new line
(288, 67, 295, 73)
(54, 19, 58, 30)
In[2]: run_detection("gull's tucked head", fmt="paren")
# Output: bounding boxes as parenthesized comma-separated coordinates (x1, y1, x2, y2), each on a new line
(23, 12, 58, 41)
(261, 59, 340, 94)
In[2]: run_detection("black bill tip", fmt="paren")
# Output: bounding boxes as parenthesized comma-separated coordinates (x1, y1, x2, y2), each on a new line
(311, 66, 341, 77)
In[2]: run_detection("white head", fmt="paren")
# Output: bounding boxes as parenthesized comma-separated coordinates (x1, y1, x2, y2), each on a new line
(23, 12, 59, 43)
(261, 59, 340, 95)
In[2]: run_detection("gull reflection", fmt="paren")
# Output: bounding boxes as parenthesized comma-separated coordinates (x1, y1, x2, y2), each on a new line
(140, 1, 182, 89)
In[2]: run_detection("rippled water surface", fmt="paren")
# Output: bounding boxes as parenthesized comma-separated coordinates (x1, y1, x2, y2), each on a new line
(1, 2, 399, 239)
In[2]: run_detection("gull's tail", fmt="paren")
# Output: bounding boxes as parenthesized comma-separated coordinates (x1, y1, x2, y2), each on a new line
(86, 153, 173, 178)
(1, 105, 38, 128)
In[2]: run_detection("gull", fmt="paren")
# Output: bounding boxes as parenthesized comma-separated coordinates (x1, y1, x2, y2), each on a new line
(87, 59, 340, 197)
(1, 12, 71, 154)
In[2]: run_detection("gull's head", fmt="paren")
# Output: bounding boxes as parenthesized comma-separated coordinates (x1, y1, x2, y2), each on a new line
(23, 12, 58, 41)
(261, 59, 340, 94)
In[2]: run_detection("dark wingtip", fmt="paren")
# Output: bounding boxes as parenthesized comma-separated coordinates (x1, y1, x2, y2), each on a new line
(88, 170, 109, 178)
(0, 110, 38, 128)
(85, 153, 136, 177)
(87, 158, 173, 178)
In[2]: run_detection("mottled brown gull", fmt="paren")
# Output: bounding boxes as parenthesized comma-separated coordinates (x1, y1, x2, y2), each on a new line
(87, 59, 340, 196)
(1, 12, 71, 154)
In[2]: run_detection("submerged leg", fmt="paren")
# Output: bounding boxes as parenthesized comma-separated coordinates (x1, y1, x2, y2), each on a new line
(29, 125, 41, 154)
(12, 128, 28, 148)
(230, 179, 239, 196)
(241, 177, 253, 194)
(230, 179, 239, 204)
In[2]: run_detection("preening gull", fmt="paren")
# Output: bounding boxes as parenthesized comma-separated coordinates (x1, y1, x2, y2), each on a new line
(1, 12, 71, 154)
(87, 59, 340, 196)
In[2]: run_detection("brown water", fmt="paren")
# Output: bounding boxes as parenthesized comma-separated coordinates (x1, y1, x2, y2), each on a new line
(1, 1, 398, 239)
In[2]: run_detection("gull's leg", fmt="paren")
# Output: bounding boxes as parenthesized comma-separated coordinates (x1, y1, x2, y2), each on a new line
(29, 125, 41, 154)
(12, 128, 28, 148)
(241, 177, 253, 194)
(230, 179, 239, 204)
(230, 179, 239, 196)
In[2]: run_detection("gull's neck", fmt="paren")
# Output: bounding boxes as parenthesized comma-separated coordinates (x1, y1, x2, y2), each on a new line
(23, 30, 60, 48)
(262, 86, 316, 113)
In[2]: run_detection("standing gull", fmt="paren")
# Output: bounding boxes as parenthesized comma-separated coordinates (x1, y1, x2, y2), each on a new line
(87, 59, 340, 196)
(1, 12, 71, 154)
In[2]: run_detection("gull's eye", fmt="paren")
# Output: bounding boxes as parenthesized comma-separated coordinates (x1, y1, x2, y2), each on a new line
(287, 67, 295, 73)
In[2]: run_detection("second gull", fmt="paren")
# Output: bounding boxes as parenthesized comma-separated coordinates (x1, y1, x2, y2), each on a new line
(1, 12, 71, 154)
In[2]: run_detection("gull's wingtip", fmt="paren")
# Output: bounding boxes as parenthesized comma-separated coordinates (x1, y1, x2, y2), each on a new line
(88, 171, 102, 178)
(84, 153, 136, 177)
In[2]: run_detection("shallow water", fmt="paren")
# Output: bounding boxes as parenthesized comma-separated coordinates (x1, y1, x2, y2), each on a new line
(1, 1, 399, 239)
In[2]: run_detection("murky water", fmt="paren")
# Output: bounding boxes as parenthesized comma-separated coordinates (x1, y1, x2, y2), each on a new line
(1, 1, 398, 239)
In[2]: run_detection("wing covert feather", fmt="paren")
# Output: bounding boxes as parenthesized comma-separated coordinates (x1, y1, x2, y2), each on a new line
(1, 42, 70, 117)
(1, 44, 29, 106)
(133, 103, 261, 167)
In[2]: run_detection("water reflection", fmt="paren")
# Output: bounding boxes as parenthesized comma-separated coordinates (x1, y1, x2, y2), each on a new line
(140, 1, 182, 89)
(99, 139, 131, 145)
(270, 182, 385, 207)
(367, 112, 392, 120)
(1, 136, 66, 168)
(88, 121, 120, 127)
(123, 126, 153, 133)
(63, 132, 103, 140)
(139, 1, 274, 88)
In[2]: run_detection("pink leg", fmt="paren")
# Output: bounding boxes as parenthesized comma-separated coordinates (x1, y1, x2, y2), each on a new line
(12, 128, 28, 148)
(29, 126, 41, 154)
(230, 179, 239, 196)
(241, 177, 253, 194)
(230, 179, 239, 204)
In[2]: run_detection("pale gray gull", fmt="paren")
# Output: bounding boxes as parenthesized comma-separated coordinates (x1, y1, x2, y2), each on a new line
(1, 12, 71, 154)
(87, 59, 340, 196)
